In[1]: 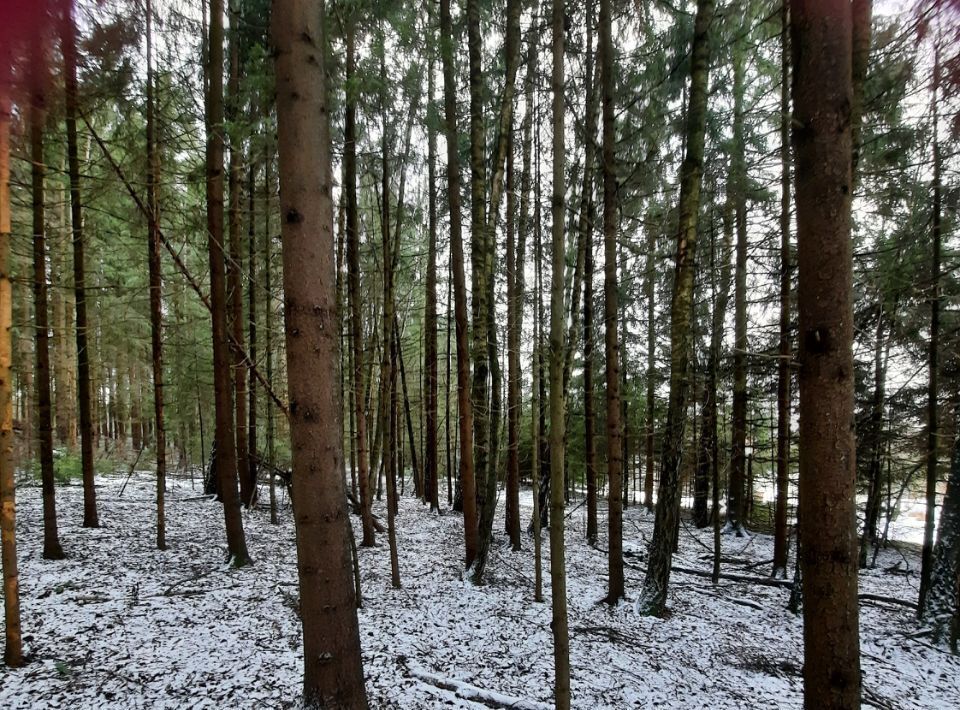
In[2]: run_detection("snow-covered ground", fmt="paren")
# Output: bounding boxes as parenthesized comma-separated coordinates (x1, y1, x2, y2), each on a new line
(1, 472, 957, 709)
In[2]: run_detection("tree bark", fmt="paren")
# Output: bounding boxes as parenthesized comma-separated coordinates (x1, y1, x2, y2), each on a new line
(599, 0, 623, 603)
(425, 12, 440, 513)
(638, 0, 714, 617)
(791, 1, 862, 706)
(728, 27, 748, 535)
(919, 38, 942, 618)
(145, 0, 166, 550)
(272, 0, 369, 703)
(228, 5, 251, 507)
(549, 0, 571, 704)
(62, 7, 99, 529)
(32, 74, 66, 560)
(207, 0, 250, 567)
(0, 89, 24, 668)
(773, 0, 792, 576)
(440, 0, 479, 568)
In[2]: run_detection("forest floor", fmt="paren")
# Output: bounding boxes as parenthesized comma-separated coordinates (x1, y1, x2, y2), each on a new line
(1, 471, 958, 709)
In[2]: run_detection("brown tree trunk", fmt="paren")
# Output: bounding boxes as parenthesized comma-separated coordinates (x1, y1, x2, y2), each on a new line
(31, 77, 65, 560)
(728, 28, 748, 536)
(0, 90, 24, 668)
(424, 12, 440, 513)
(638, 0, 714, 617)
(919, 38, 942, 618)
(248, 165, 257, 489)
(272, 0, 368, 702)
(599, 0, 622, 603)
(343, 15, 374, 545)
(228, 6, 251, 507)
(440, 0, 479, 568)
(379, 32, 401, 589)
(63, 8, 99, 529)
(643, 220, 656, 513)
(581, 1, 599, 546)
(549, 0, 571, 703)
(146, 0, 166, 550)
(207, 0, 250, 566)
(472, 0, 522, 584)
(791, 0, 862, 705)
(773, 0, 792, 577)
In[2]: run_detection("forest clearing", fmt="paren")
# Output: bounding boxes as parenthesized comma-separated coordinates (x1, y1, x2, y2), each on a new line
(1, 0, 959, 707)
(3, 473, 958, 709)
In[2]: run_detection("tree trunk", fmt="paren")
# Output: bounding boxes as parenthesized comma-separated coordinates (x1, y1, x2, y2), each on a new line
(343, 15, 375, 546)
(424, 14, 440, 513)
(919, 39, 942, 618)
(472, 0, 522, 584)
(637, 0, 714, 617)
(146, 0, 166, 550)
(63, 8, 99, 529)
(728, 27, 748, 536)
(248, 165, 257, 492)
(580, 1, 599, 547)
(599, 0, 622, 603)
(549, 1, 571, 704)
(207, 0, 250, 567)
(773, 0, 792, 577)
(643, 220, 656, 513)
(379, 32, 401, 589)
(924, 413, 960, 645)
(228, 7, 251, 508)
(272, 0, 369, 702)
(0, 89, 24, 668)
(31, 77, 66, 560)
(440, 0, 479, 568)
(791, 1, 862, 705)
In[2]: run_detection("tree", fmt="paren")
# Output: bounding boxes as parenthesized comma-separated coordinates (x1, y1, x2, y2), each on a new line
(599, 0, 623, 604)
(772, 0, 792, 577)
(727, 21, 749, 536)
(791, 0, 862, 706)
(424, 7, 440, 514)
(272, 0, 368, 704)
(548, 0, 571, 704)
(439, 0, 479, 569)
(0, 81, 23, 671)
(637, 0, 715, 617)
(62, 4, 99, 530)
(344, 11, 375, 547)
(145, 0, 166, 551)
(206, 0, 250, 567)
(31, 53, 66, 560)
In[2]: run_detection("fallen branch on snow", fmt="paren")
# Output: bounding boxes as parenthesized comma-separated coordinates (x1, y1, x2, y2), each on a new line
(399, 657, 551, 710)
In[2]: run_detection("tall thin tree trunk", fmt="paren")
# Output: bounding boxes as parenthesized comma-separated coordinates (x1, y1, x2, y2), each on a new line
(581, 1, 599, 546)
(0, 90, 24, 668)
(145, 0, 166, 550)
(599, 0, 622, 603)
(228, 5, 251, 508)
(63, 7, 99, 529)
(248, 165, 257, 490)
(440, 0, 479, 568)
(379, 32, 401, 589)
(643, 220, 656, 513)
(272, 0, 368, 702)
(424, 15, 440, 513)
(265, 145, 277, 525)
(472, 0, 522, 584)
(919, 38, 942, 618)
(728, 27, 748, 536)
(772, 0, 792, 577)
(791, 0, 861, 705)
(32, 75, 65, 560)
(344, 15, 374, 546)
(549, 1, 571, 704)
(638, 0, 714, 617)
(207, 0, 250, 567)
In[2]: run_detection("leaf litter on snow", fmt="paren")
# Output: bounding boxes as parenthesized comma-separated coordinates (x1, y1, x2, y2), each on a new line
(1, 473, 958, 709)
